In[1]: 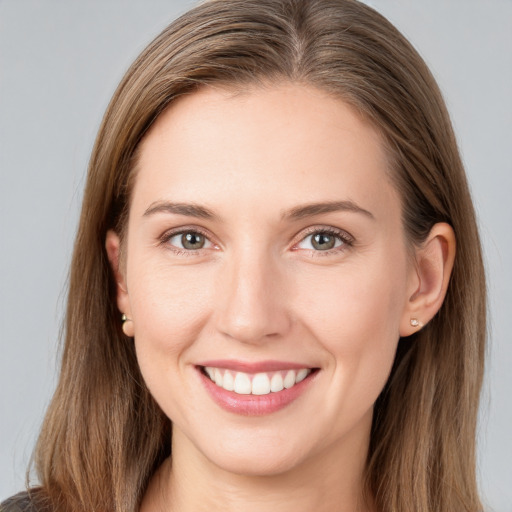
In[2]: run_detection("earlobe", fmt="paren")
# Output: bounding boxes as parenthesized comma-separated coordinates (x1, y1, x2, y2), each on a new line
(400, 222, 456, 337)
(105, 230, 133, 336)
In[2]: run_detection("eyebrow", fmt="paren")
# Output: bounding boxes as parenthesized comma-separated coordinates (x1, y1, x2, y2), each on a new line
(282, 200, 375, 221)
(143, 201, 217, 220)
(142, 199, 374, 222)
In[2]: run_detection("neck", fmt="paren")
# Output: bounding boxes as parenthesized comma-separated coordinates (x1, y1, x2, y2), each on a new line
(141, 422, 375, 512)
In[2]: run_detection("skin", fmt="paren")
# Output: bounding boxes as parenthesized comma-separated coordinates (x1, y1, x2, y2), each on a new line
(106, 83, 455, 512)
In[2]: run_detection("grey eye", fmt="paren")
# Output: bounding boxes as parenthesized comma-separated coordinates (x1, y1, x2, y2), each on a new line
(182, 232, 205, 249)
(168, 231, 212, 250)
(297, 231, 344, 251)
(311, 233, 336, 250)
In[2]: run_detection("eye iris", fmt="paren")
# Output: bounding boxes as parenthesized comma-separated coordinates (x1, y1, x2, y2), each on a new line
(312, 233, 336, 250)
(181, 232, 205, 250)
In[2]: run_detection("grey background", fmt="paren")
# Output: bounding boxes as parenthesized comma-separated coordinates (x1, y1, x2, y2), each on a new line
(0, 0, 510, 509)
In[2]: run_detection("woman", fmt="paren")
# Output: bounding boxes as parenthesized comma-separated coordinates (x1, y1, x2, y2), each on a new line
(1, 0, 486, 511)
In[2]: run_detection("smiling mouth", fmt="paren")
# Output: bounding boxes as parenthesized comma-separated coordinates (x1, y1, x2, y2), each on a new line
(200, 366, 317, 396)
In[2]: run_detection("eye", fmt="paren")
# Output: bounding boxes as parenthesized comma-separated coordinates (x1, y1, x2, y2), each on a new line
(165, 230, 214, 251)
(295, 228, 352, 252)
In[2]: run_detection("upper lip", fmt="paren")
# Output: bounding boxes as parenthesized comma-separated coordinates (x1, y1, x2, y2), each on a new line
(197, 359, 315, 373)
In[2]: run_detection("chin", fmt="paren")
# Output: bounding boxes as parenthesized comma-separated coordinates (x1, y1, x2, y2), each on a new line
(202, 435, 312, 478)
(214, 453, 303, 478)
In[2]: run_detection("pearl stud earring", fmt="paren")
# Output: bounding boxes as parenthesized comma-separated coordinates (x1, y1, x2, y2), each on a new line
(121, 313, 134, 337)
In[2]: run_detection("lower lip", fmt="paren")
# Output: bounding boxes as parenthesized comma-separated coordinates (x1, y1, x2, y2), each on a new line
(197, 368, 317, 416)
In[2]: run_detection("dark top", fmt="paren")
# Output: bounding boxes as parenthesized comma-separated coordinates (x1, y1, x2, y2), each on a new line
(0, 492, 42, 512)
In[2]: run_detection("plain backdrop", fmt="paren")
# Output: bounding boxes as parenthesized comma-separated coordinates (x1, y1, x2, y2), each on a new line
(1, 0, 511, 509)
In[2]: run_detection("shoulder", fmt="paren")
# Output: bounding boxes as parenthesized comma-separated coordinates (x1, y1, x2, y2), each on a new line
(0, 491, 47, 512)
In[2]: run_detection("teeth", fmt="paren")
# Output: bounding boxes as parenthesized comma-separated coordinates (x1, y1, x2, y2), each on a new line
(234, 372, 252, 394)
(283, 370, 295, 389)
(204, 367, 312, 395)
(233, 372, 252, 395)
(223, 370, 234, 391)
(214, 368, 223, 387)
(252, 373, 271, 395)
(296, 368, 308, 383)
(270, 372, 284, 392)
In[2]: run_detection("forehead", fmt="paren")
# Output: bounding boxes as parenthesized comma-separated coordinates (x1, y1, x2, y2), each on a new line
(131, 83, 399, 221)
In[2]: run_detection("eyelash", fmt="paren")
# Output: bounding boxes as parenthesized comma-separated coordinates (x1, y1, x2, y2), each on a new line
(292, 226, 354, 257)
(158, 226, 354, 256)
(158, 226, 214, 256)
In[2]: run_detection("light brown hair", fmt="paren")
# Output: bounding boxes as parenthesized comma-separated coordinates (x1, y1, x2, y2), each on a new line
(31, 1, 486, 511)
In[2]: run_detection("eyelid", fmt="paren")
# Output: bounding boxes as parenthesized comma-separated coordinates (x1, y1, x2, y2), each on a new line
(291, 225, 355, 253)
(157, 224, 354, 256)
(158, 225, 218, 253)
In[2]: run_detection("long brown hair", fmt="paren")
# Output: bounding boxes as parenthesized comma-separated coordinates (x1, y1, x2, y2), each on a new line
(32, 1, 486, 511)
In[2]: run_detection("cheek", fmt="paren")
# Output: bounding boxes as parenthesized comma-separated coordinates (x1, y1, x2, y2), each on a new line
(297, 259, 406, 344)
(294, 256, 407, 408)
(127, 263, 218, 425)
(128, 261, 215, 375)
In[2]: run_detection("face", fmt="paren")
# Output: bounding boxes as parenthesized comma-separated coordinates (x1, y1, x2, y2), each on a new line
(109, 84, 418, 477)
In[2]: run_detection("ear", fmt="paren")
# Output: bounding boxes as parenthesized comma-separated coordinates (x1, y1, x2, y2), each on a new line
(105, 230, 134, 337)
(399, 222, 456, 337)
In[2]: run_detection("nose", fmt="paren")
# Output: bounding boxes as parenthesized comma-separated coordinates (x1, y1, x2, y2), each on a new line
(214, 250, 292, 345)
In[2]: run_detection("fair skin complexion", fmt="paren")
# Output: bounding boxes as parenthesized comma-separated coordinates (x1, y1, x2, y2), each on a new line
(106, 84, 455, 512)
